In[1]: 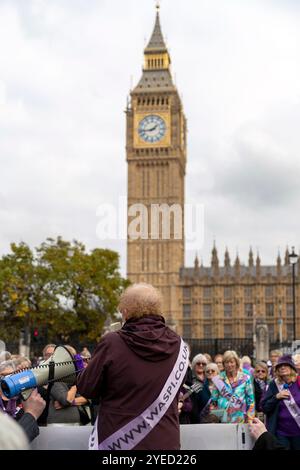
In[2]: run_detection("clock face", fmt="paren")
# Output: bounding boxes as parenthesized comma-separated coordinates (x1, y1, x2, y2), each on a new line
(138, 115, 166, 143)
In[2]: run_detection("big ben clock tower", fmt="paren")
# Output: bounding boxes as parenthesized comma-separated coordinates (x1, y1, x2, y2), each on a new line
(126, 6, 187, 329)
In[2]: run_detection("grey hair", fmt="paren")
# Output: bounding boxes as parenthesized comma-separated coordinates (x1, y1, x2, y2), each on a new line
(191, 354, 208, 371)
(0, 360, 16, 375)
(205, 363, 219, 373)
(118, 283, 163, 319)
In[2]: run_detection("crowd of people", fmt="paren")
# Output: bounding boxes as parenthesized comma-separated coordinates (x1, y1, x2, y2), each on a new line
(178, 347, 300, 449)
(1, 282, 300, 451)
(0, 344, 94, 446)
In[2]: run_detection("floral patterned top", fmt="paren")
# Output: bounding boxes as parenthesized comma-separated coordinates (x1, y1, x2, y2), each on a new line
(210, 370, 255, 423)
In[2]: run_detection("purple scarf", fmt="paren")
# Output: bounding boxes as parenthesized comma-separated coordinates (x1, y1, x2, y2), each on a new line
(0, 396, 17, 417)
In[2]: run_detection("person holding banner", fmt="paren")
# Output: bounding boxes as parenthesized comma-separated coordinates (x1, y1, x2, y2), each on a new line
(77, 283, 188, 451)
(210, 350, 255, 423)
(261, 354, 300, 450)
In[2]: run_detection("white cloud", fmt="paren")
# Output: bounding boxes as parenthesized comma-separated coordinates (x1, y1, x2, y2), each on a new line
(0, 0, 299, 275)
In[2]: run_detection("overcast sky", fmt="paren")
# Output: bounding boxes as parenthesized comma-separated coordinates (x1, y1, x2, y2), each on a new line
(0, 0, 299, 275)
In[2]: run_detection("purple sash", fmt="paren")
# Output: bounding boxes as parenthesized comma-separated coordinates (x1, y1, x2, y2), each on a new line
(212, 374, 247, 413)
(89, 339, 188, 451)
(275, 379, 300, 429)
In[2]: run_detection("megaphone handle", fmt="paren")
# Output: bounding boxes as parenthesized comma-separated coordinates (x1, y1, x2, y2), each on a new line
(21, 388, 34, 401)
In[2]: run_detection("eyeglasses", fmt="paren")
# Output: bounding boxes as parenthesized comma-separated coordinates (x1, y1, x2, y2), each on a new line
(206, 369, 215, 373)
(255, 370, 266, 373)
(196, 362, 207, 366)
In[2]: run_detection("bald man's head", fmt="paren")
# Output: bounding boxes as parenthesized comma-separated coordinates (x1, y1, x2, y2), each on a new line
(118, 283, 163, 320)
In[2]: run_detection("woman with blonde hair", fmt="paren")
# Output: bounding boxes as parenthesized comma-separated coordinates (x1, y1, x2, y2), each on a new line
(210, 350, 255, 423)
(261, 355, 300, 449)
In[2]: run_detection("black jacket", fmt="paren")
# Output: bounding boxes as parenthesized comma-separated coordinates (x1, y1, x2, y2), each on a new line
(253, 431, 288, 450)
(261, 380, 280, 435)
(17, 412, 40, 442)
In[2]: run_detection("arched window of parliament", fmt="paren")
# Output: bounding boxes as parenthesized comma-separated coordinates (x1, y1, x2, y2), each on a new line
(183, 304, 191, 318)
(203, 304, 212, 319)
(266, 303, 274, 317)
(203, 287, 212, 299)
(245, 303, 253, 317)
(224, 324, 233, 338)
(224, 304, 233, 318)
(183, 324, 192, 339)
(183, 287, 191, 299)
(204, 324, 212, 338)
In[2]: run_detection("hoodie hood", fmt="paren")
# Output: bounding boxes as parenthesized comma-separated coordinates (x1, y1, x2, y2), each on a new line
(117, 315, 180, 362)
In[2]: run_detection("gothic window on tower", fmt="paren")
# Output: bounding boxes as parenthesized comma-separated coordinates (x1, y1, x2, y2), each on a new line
(147, 169, 150, 197)
(141, 245, 144, 272)
(183, 304, 191, 319)
(157, 168, 160, 197)
(266, 303, 274, 317)
(245, 303, 253, 318)
(142, 168, 146, 197)
(224, 304, 233, 318)
(203, 304, 212, 319)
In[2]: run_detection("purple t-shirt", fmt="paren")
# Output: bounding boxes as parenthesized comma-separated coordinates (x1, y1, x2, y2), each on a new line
(277, 382, 300, 437)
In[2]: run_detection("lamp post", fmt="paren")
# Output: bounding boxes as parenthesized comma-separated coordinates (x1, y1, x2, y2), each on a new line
(288, 247, 298, 342)
(278, 303, 283, 350)
(252, 304, 257, 361)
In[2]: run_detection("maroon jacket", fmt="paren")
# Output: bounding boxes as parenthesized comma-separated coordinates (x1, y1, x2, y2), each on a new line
(77, 315, 182, 450)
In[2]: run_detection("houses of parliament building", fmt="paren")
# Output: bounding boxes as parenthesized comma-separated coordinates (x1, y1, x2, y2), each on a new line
(126, 6, 299, 344)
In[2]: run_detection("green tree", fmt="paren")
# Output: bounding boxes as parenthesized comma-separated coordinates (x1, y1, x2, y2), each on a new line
(0, 237, 128, 345)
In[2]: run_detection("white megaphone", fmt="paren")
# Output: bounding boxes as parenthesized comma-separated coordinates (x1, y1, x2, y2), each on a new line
(0, 346, 83, 400)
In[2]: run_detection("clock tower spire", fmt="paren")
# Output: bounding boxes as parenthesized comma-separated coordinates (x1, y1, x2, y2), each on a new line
(126, 7, 187, 331)
(143, 5, 171, 71)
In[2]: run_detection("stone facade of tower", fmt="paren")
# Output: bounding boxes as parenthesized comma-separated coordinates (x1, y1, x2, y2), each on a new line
(126, 9, 186, 327)
(126, 10, 300, 342)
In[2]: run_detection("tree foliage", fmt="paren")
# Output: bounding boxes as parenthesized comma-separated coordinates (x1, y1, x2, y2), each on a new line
(0, 237, 129, 343)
